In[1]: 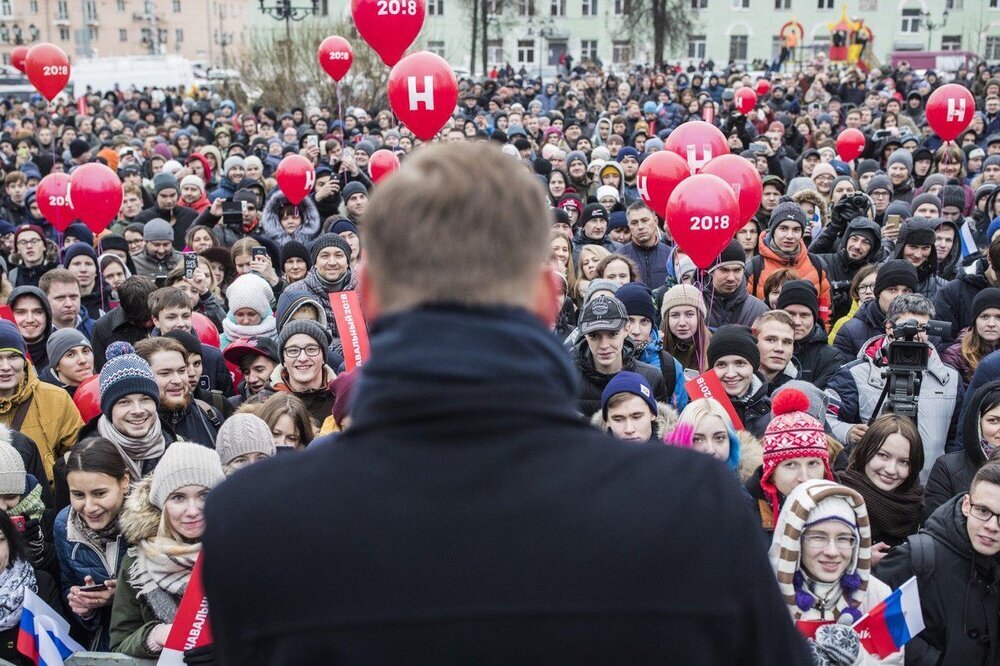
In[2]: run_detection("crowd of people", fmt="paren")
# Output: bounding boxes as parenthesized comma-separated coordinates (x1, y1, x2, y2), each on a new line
(0, 55, 993, 663)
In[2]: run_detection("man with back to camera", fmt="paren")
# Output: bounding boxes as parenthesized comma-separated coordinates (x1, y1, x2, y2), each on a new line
(203, 143, 810, 665)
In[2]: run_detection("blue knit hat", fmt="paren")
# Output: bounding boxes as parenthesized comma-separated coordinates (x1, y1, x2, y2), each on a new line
(607, 211, 628, 231)
(0, 320, 25, 358)
(98, 342, 159, 416)
(329, 219, 359, 236)
(63, 242, 97, 269)
(615, 283, 656, 323)
(601, 370, 656, 419)
(617, 147, 640, 162)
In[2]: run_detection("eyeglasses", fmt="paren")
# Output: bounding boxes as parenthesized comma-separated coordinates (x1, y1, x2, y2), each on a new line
(858, 283, 876, 293)
(801, 532, 857, 551)
(284, 345, 322, 358)
(968, 500, 1000, 528)
(127, 239, 144, 248)
(870, 191, 891, 199)
(15, 238, 41, 248)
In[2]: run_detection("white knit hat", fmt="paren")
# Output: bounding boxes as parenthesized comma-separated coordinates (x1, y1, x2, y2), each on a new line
(180, 174, 205, 193)
(215, 414, 276, 466)
(595, 185, 620, 202)
(149, 441, 225, 509)
(0, 442, 25, 496)
(225, 273, 272, 319)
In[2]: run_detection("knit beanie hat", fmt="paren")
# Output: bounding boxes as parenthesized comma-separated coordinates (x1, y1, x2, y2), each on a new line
(785, 177, 815, 198)
(885, 199, 912, 220)
(152, 172, 179, 196)
(973, 288, 1000, 321)
(772, 380, 829, 424)
(280, 240, 311, 269)
(69, 138, 91, 159)
(596, 185, 620, 203)
(149, 440, 225, 509)
(309, 233, 352, 265)
(760, 389, 832, 518)
(660, 283, 706, 319)
(768, 201, 807, 234)
(331, 368, 358, 427)
(341, 181, 367, 202)
(984, 155, 1000, 172)
(46, 328, 91, 369)
(143, 218, 174, 242)
(583, 278, 618, 303)
(600, 370, 657, 419)
(856, 159, 879, 180)
(64, 223, 94, 248)
(897, 218, 936, 248)
(615, 283, 656, 323)
(707, 325, 759, 369)
(776, 279, 819, 322)
(278, 319, 330, 356)
(63, 242, 97, 269)
(99, 342, 159, 416)
(811, 162, 837, 181)
(215, 413, 276, 466)
(886, 148, 913, 173)
(180, 174, 205, 193)
(0, 442, 25, 496)
(0, 320, 25, 358)
(13, 224, 44, 247)
(608, 211, 628, 231)
(864, 174, 892, 196)
(329, 219, 360, 236)
(223, 156, 245, 176)
(940, 184, 966, 211)
(226, 274, 272, 320)
(580, 203, 609, 228)
(710, 239, 746, 271)
(873, 260, 919, 297)
(910, 192, 941, 215)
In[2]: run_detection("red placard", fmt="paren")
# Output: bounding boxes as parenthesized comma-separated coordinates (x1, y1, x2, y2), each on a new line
(683, 370, 744, 431)
(158, 554, 211, 665)
(329, 291, 370, 371)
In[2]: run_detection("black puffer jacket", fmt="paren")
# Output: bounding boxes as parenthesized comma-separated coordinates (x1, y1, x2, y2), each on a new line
(730, 374, 772, 438)
(793, 325, 846, 390)
(833, 298, 887, 360)
(924, 380, 998, 521)
(875, 495, 1000, 666)
(816, 217, 882, 322)
(571, 337, 667, 416)
(934, 259, 994, 341)
(935, 218, 962, 281)
(892, 218, 949, 300)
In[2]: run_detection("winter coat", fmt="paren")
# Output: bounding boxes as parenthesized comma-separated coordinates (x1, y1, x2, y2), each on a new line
(54, 506, 126, 651)
(747, 236, 831, 325)
(589, 401, 677, 442)
(934, 260, 996, 341)
(617, 241, 672, 289)
(266, 364, 337, 427)
(571, 337, 668, 416)
(570, 228, 618, 262)
(259, 192, 322, 249)
(133, 206, 198, 251)
(815, 217, 883, 322)
(940, 330, 981, 386)
(90, 307, 152, 371)
(826, 336, 962, 483)
(936, 218, 963, 281)
(833, 298, 887, 361)
(202, 305, 812, 665)
(207, 176, 240, 203)
(794, 325, 846, 390)
(131, 248, 182, 278)
(160, 399, 222, 449)
(730, 374, 772, 438)
(8, 238, 60, 289)
(285, 268, 358, 332)
(924, 381, 998, 521)
(706, 281, 769, 331)
(875, 495, 1000, 666)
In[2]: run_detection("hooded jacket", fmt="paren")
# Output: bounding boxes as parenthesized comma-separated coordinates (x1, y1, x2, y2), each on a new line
(730, 373, 772, 438)
(260, 192, 322, 249)
(748, 235, 832, 326)
(875, 495, 1000, 666)
(793, 324, 846, 390)
(816, 217, 882, 322)
(8, 285, 52, 369)
(833, 298, 887, 361)
(934, 258, 998, 339)
(934, 217, 963, 281)
(589, 400, 677, 442)
(571, 337, 668, 417)
(891, 219, 948, 300)
(706, 279, 769, 330)
(8, 238, 60, 288)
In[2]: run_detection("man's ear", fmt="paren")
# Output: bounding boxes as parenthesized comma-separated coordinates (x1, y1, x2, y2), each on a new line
(356, 262, 380, 325)
(530, 265, 561, 329)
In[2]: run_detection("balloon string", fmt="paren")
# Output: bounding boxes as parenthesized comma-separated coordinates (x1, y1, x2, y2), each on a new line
(96, 236, 105, 315)
(337, 81, 346, 188)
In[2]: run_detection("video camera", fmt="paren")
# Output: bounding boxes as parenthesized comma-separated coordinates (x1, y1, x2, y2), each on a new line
(873, 318, 952, 421)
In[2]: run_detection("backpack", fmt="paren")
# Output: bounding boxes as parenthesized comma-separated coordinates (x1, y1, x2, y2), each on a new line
(657, 349, 677, 398)
(906, 532, 936, 583)
(747, 253, 827, 297)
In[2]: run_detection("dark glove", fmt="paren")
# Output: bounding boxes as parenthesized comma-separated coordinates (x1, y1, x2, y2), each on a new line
(814, 622, 860, 665)
(831, 196, 863, 230)
(184, 644, 215, 665)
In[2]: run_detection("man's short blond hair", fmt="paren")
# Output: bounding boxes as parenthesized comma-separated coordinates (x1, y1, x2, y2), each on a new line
(363, 142, 549, 314)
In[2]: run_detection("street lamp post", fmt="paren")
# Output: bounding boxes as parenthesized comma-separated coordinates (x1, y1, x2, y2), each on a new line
(920, 9, 949, 51)
(214, 28, 234, 69)
(257, 0, 321, 41)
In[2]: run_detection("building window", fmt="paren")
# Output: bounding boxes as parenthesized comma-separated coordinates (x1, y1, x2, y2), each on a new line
(580, 39, 597, 60)
(486, 0, 502, 12)
(428, 0, 443, 15)
(730, 0, 748, 7)
(550, 0, 565, 15)
(613, 0, 629, 13)
(945, 0, 962, 8)
(581, 0, 597, 14)
(991, 0, 999, 8)
(175, 28, 183, 43)
(119, 28, 127, 41)
(817, 0, 832, 7)
(0, 0, 10, 16)
(987, 36, 1000, 59)
(29, 0, 39, 13)
(687, 34, 706, 59)
(87, 26, 99, 40)
(774, 0, 789, 7)
(612, 40, 630, 64)
(517, 38, 534, 63)
(85, 0, 98, 19)
(940, 35, 961, 50)
(689, 0, 706, 7)
(116, 0, 125, 9)
(486, 38, 503, 65)
(901, 7, 921, 33)
(173, 0, 181, 10)
(518, 0, 534, 14)
(56, 0, 68, 18)
(158, 27, 167, 43)
(729, 34, 748, 61)
(428, 39, 445, 57)
(58, 25, 69, 40)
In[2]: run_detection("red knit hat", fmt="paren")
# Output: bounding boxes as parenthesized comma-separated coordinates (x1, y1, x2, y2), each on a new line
(759, 389, 833, 520)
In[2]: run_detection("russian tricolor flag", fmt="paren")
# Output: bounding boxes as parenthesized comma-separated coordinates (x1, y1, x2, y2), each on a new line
(853, 576, 925, 659)
(959, 219, 979, 258)
(16, 588, 83, 666)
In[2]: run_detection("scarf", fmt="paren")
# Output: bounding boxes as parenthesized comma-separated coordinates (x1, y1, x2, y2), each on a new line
(97, 415, 166, 482)
(221, 313, 276, 342)
(839, 469, 924, 543)
(128, 536, 200, 623)
(10, 484, 44, 522)
(311, 267, 353, 293)
(0, 558, 36, 631)
(70, 508, 121, 549)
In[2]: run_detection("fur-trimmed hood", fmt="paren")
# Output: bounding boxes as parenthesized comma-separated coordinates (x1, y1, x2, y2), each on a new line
(735, 430, 763, 484)
(260, 191, 321, 248)
(791, 188, 829, 233)
(120, 476, 160, 545)
(590, 401, 678, 441)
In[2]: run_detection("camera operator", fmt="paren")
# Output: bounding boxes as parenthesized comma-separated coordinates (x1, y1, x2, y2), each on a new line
(826, 294, 961, 481)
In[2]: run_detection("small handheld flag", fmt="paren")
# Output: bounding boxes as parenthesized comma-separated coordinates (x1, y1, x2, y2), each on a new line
(852, 576, 925, 659)
(16, 587, 84, 666)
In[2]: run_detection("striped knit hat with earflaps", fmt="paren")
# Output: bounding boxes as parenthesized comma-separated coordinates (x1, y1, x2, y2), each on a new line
(768, 479, 872, 623)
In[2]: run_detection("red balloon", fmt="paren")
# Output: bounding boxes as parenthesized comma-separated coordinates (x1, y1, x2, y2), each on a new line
(72, 375, 101, 425)
(925, 83, 976, 142)
(25, 43, 69, 101)
(387, 51, 458, 141)
(754, 78, 771, 97)
(191, 312, 221, 350)
(836, 128, 866, 162)
(664, 121, 730, 175)
(733, 87, 757, 115)
(11, 46, 28, 73)
(635, 151, 689, 218)
(666, 174, 741, 270)
(69, 163, 122, 234)
(275, 155, 315, 206)
(318, 36, 353, 82)
(701, 154, 763, 227)
(36, 173, 75, 232)
(351, 0, 425, 66)
(369, 149, 400, 184)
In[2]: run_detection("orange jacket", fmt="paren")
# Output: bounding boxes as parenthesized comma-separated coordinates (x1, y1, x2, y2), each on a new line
(747, 237, 831, 326)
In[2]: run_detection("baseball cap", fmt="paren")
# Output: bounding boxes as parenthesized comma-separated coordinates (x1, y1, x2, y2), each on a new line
(222, 336, 280, 366)
(579, 296, 628, 335)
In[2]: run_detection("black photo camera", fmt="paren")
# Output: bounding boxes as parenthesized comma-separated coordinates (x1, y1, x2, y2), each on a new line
(874, 318, 953, 420)
(221, 199, 246, 226)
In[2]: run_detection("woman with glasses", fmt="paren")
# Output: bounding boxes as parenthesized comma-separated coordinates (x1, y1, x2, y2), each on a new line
(267, 320, 336, 426)
(770, 479, 903, 664)
(942, 288, 1000, 386)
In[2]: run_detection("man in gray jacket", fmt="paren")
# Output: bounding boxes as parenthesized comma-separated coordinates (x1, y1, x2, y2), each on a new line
(707, 239, 769, 330)
(131, 218, 182, 279)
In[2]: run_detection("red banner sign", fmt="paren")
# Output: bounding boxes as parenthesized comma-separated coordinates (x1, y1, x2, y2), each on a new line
(158, 554, 212, 665)
(329, 291, 370, 371)
(683, 369, 744, 431)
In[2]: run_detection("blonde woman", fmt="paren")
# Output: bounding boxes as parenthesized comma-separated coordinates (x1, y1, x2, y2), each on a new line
(573, 244, 611, 304)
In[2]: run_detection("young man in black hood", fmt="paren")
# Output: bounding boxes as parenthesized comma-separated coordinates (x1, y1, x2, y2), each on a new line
(892, 218, 948, 300)
(815, 216, 882, 321)
(7, 286, 51, 370)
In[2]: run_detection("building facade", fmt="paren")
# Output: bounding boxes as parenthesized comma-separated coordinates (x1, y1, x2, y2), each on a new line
(0, 0, 248, 68)
(282, 0, 1000, 77)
